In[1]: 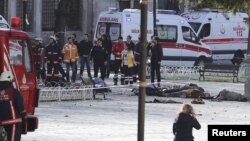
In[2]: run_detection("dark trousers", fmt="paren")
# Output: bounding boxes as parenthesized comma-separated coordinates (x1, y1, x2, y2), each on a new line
(80, 56, 91, 77)
(113, 60, 122, 83)
(106, 55, 111, 78)
(4, 123, 22, 141)
(46, 63, 59, 82)
(58, 63, 66, 77)
(36, 67, 46, 80)
(122, 65, 133, 84)
(133, 64, 140, 82)
(94, 62, 106, 80)
(150, 60, 161, 83)
(66, 61, 76, 82)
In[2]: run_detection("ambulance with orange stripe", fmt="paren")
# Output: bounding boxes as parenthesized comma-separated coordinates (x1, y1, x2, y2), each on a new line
(0, 16, 39, 133)
(94, 8, 212, 67)
(182, 9, 249, 63)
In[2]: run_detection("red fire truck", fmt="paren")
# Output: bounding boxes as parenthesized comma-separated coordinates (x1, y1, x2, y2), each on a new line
(0, 16, 39, 133)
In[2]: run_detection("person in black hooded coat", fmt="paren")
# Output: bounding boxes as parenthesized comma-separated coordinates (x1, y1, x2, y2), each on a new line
(173, 104, 201, 141)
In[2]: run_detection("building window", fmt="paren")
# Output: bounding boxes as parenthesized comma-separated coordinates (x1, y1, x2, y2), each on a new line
(0, 0, 7, 18)
(42, 0, 60, 31)
(16, 0, 34, 32)
(66, 0, 82, 30)
(119, 0, 140, 11)
(42, 0, 81, 31)
(0, 0, 4, 16)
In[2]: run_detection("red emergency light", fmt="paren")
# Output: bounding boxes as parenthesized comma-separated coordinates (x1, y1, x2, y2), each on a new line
(11, 17, 21, 29)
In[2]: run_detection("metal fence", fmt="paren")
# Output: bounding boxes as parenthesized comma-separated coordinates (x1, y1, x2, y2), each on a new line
(38, 65, 247, 102)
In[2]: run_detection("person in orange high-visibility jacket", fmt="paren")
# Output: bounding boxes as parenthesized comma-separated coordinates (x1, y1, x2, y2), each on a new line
(0, 71, 26, 141)
(62, 37, 79, 82)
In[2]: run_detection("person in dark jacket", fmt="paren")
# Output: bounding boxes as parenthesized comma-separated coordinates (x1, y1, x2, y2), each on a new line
(102, 34, 112, 78)
(148, 36, 163, 85)
(33, 37, 46, 82)
(90, 38, 108, 81)
(44, 36, 63, 84)
(126, 35, 135, 51)
(72, 33, 79, 75)
(78, 34, 93, 78)
(133, 36, 142, 82)
(231, 49, 244, 65)
(0, 71, 26, 141)
(55, 34, 67, 79)
(173, 104, 201, 141)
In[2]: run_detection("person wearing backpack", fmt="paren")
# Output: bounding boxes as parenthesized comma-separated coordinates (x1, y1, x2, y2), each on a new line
(0, 71, 26, 141)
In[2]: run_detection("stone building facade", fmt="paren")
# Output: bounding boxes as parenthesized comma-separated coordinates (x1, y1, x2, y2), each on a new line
(0, 0, 188, 41)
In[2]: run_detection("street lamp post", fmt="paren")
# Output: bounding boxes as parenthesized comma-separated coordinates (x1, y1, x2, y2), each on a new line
(153, 0, 157, 36)
(138, 0, 148, 141)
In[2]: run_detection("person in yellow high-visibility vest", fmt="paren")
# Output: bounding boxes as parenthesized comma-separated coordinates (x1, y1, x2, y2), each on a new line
(121, 43, 136, 85)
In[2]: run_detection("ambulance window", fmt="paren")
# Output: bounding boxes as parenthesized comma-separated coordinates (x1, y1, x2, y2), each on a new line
(96, 22, 121, 41)
(24, 43, 32, 72)
(109, 23, 121, 40)
(189, 22, 201, 33)
(0, 23, 9, 28)
(96, 23, 107, 39)
(9, 40, 23, 65)
(182, 26, 198, 43)
(156, 25, 177, 42)
(199, 23, 210, 39)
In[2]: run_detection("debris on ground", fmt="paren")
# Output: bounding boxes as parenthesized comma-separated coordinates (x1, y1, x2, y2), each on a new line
(145, 98, 182, 104)
(191, 97, 205, 104)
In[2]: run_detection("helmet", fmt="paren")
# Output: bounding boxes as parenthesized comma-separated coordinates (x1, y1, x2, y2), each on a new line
(49, 36, 56, 41)
(0, 71, 13, 82)
(35, 37, 43, 43)
(35, 37, 42, 41)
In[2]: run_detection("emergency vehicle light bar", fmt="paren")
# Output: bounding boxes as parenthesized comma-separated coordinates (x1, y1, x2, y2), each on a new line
(156, 9, 176, 15)
(123, 9, 141, 13)
(108, 7, 119, 13)
(11, 17, 21, 29)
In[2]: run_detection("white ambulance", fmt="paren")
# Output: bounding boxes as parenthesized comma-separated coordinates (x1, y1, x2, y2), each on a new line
(181, 9, 249, 63)
(94, 8, 212, 67)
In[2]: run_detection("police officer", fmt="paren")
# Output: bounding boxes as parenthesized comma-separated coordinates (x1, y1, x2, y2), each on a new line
(90, 38, 108, 81)
(0, 71, 26, 141)
(33, 37, 46, 82)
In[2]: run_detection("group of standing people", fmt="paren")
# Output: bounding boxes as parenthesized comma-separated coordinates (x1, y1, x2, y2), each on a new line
(33, 33, 95, 84)
(33, 33, 164, 86)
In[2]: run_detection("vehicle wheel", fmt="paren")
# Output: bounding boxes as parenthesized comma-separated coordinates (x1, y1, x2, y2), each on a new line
(195, 58, 205, 68)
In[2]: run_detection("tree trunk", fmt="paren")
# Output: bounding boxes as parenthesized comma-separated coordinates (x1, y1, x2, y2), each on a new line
(244, 29, 250, 100)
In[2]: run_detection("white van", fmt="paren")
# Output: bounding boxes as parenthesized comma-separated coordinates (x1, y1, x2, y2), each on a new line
(181, 9, 249, 63)
(94, 8, 212, 67)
